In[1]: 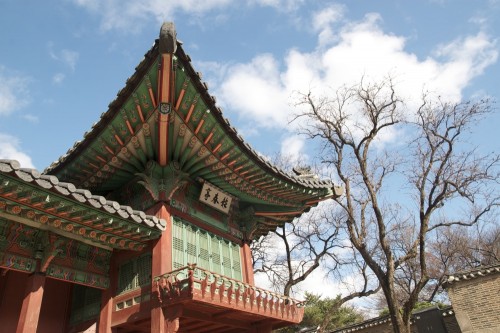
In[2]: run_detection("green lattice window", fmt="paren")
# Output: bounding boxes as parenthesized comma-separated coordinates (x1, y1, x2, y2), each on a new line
(69, 285, 102, 325)
(117, 253, 152, 295)
(172, 217, 243, 281)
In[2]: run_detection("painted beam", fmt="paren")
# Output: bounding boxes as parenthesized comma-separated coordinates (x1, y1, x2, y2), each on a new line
(157, 22, 177, 166)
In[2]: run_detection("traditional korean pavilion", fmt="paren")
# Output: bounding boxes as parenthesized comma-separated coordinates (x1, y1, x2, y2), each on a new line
(0, 23, 340, 333)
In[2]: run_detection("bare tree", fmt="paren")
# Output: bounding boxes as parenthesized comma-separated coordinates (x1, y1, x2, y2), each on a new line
(290, 77, 499, 333)
(252, 196, 380, 332)
(424, 223, 500, 301)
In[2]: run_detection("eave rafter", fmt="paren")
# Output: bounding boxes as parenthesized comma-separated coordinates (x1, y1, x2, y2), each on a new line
(44, 47, 160, 192)
(40, 23, 337, 240)
(170, 113, 290, 207)
(169, 79, 324, 208)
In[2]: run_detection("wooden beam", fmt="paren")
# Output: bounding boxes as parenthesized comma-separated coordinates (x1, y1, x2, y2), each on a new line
(182, 308, 249, 329)
(254, 211, 303, 217)
(157, 23, 176, 167)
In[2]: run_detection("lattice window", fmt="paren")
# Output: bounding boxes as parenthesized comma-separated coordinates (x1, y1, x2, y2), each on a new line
(136, 254, 152, 287)
(198, 232, 210, 269)
(171, 217, 243, 280)
(221, 240, 232, 277)
(231, 244, 242, 281)
(69, 285, 102, 325)
(211, 239, 223, 274)
(186, 225, 197, 264)
(117, 253, 152, 295)
(118, 261, 135, 294)
(172, 219, 185, 270)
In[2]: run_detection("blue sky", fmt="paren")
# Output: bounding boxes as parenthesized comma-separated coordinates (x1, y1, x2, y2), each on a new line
(1, 0, 499, 303)
(1, 0, 499, 172)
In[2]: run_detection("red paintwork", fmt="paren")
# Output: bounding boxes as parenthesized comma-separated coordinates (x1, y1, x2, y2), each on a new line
(0, 271, 71, 333)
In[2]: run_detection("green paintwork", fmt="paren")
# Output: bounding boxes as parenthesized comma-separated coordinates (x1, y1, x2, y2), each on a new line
(44, 39, 334, 239)
(0, 218, 111, 288)
(0, 172, 162, 250)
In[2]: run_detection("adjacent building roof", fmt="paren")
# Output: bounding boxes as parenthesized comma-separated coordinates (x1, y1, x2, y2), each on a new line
(297, 306, 455, 333)
(442, 263, 500, 288)
(0, 159, 165, 251)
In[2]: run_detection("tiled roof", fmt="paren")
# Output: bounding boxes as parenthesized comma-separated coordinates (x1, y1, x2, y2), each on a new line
(35, 23, 341, 240)
(43, 41, 158, 176)
(442, 263, 500, 287)
(0, 159, 165, 250)
(297, 306, 456, 333)
(43, 34, 336, 194)
(329, 316, 391, 333)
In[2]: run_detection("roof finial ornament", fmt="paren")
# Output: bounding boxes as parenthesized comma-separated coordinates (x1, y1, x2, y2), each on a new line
(159, 22, 177, 54)
(292, 166, 318, 180)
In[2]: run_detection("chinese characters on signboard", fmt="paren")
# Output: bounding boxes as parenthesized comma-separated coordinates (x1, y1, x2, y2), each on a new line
(199, 182, 232, 214)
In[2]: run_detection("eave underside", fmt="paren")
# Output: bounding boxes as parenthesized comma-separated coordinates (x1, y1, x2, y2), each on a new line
(42, 34, 335, 237)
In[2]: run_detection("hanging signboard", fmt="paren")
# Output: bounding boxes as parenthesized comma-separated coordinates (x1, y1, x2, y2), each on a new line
(199, 182, 232, 214)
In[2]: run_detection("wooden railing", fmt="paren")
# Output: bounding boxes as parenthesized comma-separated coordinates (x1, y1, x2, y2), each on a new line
(153, 264, 304, 323)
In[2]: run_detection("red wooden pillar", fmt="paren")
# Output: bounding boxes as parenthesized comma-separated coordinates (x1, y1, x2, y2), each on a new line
(165, 306, 182, 333)
(97, 255, 117, 333)
(0, 269, 8, 302)
(16, 272, 46, 333)
(242, 242, 254, 285)
(150, 203, 172, 333)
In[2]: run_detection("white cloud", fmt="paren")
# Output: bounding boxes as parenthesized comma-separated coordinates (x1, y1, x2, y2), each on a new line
(212, 12, 497, 155)
(21, 114, 39, 123)
(432, 32, 498, 97)
(0, 133, 35, 168)
(0, 67, 31, 116)
(72, 0, 308, 32)
(218, 54, 290, 128)
(53, 73, 66, 84)
(48, 42, 79, 71)
(312, 3, 346, 46)
(248, 0, 304, 12)
(280, 135, 307, 165)
(72, 0, 233, 32)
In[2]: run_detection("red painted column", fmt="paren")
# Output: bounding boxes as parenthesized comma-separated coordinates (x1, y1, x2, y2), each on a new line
(0, 269, 8, 302)
(15, 272, 46, 333)
(164, 306, 182, 333)
(150, 203, 172, 333)
(242, 242, 254, 285)
(97, 255, 117, 333)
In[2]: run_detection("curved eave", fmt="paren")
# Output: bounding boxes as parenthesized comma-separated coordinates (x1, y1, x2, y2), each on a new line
(0, 160, 165, 251)
(40, 26, 336, 209)
(169, 44, 335, 207)
(43, 41, 161, 193)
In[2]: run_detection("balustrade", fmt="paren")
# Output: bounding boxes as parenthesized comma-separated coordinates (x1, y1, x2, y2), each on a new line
(153, 264, 304, 322)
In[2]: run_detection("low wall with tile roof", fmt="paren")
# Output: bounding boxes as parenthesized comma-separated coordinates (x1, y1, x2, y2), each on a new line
(444, 265, 500, 333)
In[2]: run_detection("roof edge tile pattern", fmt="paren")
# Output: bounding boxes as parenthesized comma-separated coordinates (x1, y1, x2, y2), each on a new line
(0, 159, 166, 233)
(442, 263, 500, 288)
